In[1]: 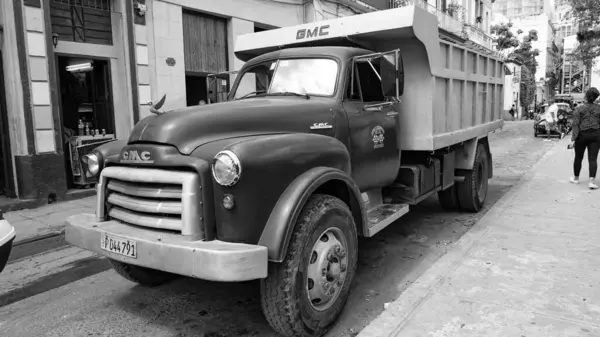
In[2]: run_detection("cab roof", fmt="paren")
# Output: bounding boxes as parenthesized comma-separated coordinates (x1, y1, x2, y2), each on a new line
(242, 46, 373, 68)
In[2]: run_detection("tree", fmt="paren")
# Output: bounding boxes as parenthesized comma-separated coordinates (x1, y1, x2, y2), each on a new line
(567, 0, 600, 70)
(509, 30, 540, 109)
(490, 22, 521, 57)
(510, 29, 540, 73)
(519, 66, 536, 110)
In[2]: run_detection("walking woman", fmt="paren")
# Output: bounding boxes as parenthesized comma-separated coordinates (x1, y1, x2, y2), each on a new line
(569, 87, 600, 189)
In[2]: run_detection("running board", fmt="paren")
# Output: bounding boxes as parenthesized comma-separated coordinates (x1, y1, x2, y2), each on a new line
(365, 203, 409, 237)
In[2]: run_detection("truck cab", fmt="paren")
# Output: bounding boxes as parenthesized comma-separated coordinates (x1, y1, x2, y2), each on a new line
(65, 5, 503, 337)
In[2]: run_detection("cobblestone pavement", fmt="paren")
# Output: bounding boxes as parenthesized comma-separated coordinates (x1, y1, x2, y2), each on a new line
(0, 121, 558, 337)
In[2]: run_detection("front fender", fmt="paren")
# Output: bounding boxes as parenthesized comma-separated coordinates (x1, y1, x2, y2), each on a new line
(207, 133, 352, 246)
(90, 139, 127, 172)
(259, 167, 366, 262)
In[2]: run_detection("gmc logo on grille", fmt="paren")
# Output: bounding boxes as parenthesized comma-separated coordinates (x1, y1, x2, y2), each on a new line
(121, 150, 154, 164)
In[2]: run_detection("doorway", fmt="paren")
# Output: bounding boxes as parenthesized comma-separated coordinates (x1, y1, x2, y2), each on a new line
(57, 56, 116, 190)
(185, 75, 207, 106)
(0, 50, 15, 198)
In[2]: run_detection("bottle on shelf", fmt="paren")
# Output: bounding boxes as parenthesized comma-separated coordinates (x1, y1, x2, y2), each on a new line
(85, 122, 90, 136)
(78, 119, 84, 136)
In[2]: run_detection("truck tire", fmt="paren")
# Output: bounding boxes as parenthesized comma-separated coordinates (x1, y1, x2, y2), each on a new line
(261, 194, 358, 337)
(437, 185, 459, 210)
(456, 143, 489, 213)
(109, 260, 176, 286)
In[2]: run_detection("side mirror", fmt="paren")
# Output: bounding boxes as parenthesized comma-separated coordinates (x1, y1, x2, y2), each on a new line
(381, 51, 404, 98)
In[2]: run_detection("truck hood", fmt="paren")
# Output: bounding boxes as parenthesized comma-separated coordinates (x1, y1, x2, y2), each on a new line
(129, 98, 334, 155)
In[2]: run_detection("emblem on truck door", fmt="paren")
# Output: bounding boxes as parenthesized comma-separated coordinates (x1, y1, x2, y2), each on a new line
(371, 126, 385, 149)
(121, 150, 154, 164)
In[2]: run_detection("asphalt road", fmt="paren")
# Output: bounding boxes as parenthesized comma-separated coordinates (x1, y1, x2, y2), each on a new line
(0, 121, 559, 337)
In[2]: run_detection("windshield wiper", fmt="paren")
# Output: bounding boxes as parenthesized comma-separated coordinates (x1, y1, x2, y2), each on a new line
(268, 91, 310, 99)
(237, 90, 266, 100)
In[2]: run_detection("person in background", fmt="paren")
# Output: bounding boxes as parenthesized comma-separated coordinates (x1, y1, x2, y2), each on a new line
(569, 87, 600, 189)
(509, 104, 516, 121)
(544, 99, 559, 141)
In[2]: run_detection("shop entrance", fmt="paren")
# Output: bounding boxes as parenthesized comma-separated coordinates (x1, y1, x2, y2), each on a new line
(57, 56, 116, 190)
(0, 50, 15, 198)
(185, 75, 208, 106)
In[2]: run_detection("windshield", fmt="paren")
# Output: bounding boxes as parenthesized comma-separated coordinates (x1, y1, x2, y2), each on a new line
(232, 58, 338, 99)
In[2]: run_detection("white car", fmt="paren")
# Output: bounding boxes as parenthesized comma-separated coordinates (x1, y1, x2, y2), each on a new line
(0, 213, 15, 273)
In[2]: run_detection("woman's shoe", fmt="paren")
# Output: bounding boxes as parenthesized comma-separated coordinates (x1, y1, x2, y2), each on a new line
(590, 182, 599, 190)
(569, 177, 580, 184)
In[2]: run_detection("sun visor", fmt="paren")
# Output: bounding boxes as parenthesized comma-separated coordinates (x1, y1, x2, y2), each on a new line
(234, 5, 442, 75)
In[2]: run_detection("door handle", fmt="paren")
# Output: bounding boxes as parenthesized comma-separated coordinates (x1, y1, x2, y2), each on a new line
(386, 111, 399, 117)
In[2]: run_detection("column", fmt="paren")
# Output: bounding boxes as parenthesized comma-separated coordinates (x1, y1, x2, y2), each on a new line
(24, 5, 55, 154)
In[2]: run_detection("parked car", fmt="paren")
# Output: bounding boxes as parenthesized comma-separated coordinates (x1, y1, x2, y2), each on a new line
(0, 211, 15, 273)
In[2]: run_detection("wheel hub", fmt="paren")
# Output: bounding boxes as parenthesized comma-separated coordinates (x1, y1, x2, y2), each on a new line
(306, 228, 348, 311)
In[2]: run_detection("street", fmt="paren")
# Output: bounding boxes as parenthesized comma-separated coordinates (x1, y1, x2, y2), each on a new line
(0, 121, 558, 337)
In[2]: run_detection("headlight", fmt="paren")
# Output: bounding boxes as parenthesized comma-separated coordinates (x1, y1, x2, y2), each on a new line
(212, 150, 242, 187)
(82, 153, 100, 177)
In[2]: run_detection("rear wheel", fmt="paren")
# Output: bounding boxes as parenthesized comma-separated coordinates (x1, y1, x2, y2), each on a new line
(456, 143, 489, 212)
(261, 194, 358, 337)
(437, 185, 459, 210)
(109, 260, 177, 286)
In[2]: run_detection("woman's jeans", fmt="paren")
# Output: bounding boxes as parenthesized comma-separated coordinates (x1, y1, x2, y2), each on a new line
(574, 129, 600, 178)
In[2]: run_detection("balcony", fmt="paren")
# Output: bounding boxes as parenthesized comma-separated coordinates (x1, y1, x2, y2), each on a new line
(390, 0, 494, 51)
(464, 24, 494, 50)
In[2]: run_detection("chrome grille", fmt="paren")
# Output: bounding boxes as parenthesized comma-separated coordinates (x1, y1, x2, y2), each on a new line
(96, 167, 204, 238)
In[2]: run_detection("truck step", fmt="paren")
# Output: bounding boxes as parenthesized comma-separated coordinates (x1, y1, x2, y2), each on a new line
(365, 203, 409, 237)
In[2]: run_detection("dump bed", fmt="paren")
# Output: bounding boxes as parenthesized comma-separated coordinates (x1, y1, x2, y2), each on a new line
(234, 6, 504, 151)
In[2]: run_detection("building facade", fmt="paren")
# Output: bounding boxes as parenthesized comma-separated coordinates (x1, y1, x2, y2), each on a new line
(493, 0, 555, 20)
(0, 0, 383, 206)
(0, 0, 136, 205)
(390, 0, 495, 50)
(562, 34, 591, 99)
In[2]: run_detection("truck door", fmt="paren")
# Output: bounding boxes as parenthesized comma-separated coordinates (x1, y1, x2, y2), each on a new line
(343, 58, 400, 191)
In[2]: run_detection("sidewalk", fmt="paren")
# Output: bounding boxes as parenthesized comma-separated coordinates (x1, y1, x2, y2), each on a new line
(5, 196, 95, 245)
(359, 137, 600, 337)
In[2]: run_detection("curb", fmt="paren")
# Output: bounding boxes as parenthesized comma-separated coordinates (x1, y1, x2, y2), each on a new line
(8, 229, 68, 264)
(357, 137, 567, 337)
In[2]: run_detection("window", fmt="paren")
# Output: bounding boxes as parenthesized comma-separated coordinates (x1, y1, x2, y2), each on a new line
(233, 61, 276, 99)
(232, 58, 339, 99)
(50, 0, 113, 45)
(351, 59, 385, 103)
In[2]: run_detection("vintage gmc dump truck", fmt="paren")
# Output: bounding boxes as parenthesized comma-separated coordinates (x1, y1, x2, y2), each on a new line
(65, 5, 504, 337)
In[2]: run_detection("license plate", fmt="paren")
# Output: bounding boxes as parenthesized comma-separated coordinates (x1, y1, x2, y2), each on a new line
(100, 233, 137, 259)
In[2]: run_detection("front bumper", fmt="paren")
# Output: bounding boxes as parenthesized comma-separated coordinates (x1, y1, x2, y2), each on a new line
(66, 214, 268, 282)
(0, 219, 16, 274)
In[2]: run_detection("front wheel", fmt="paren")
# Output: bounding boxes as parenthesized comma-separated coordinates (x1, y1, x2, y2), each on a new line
(261, 194, 358, 337)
